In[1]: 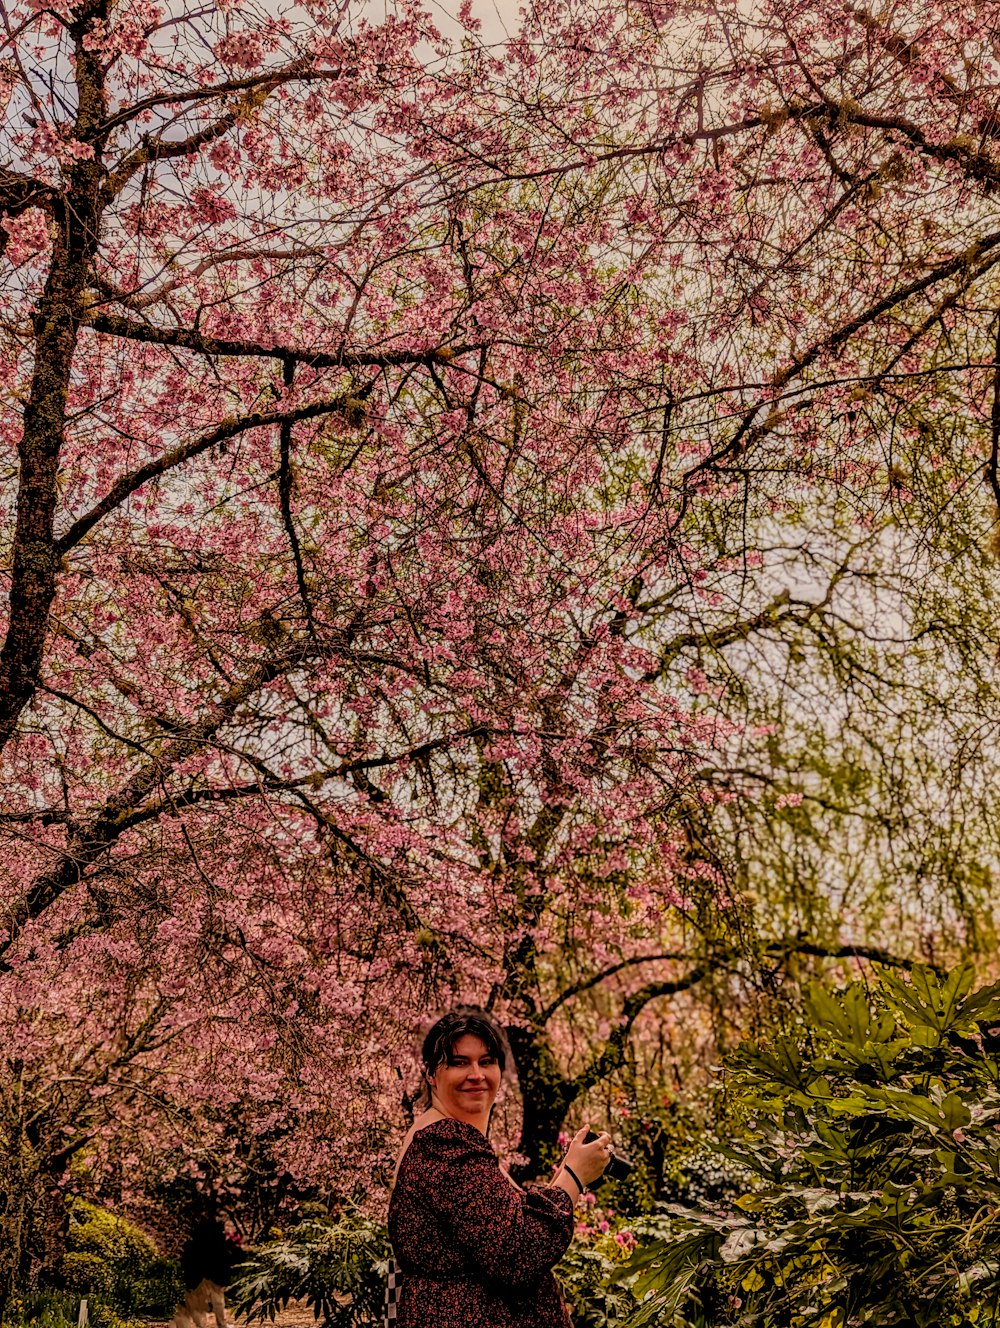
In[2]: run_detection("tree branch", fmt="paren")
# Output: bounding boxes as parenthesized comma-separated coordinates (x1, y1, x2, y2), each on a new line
(540, 951, 694, 1023)
(0, 165, 52, 216)
(989, 313, 1000, 522)
(109, 728, 483, 833)
(848, 7, 1000, 156)
(105, 96, 255, 198)
(277, 357, 317, 638)
(94, 56, 334, 135)
(642, 591, 799, 681)
(0, 647, 307, 965)
(563, 938, 932, 1100)
(54, 391, 367, 554)
(83, 310, 480, 370)
(0, 722, 483, 966)
(683, 228, 1000, 485)
(90, 248, 333, 313)
(0, 16, 109, 755)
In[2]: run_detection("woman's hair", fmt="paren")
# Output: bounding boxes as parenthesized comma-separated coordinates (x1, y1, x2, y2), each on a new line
(417, 1007, 508, 1106)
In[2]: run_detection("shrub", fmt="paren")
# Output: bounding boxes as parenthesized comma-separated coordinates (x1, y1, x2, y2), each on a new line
(60, 1202, 184, 1320)
(228, 1208, 390, 1327)
(68, 1202, 150, 1259)
(557, 1223, 645, 1327)
(620, 962, 1000, 1328)
(61, 1255, 114, 1297)
(230, 1202, 650, 1328)
(129, 1259, 187, 1320)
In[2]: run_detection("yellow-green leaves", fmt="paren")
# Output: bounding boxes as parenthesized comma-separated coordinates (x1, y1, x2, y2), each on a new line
(618, 962, 1000, 1328)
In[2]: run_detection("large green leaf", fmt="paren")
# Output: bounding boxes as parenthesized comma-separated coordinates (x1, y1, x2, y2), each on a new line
(805, 982, 895, 1049)
(613, 964, 1000, 1328)
(882, 963, 976, 1037)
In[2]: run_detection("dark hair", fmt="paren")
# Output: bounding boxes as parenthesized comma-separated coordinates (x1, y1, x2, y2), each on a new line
(418, 1008, 508, 1104)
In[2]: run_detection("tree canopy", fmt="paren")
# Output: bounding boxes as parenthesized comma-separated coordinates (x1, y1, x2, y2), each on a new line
(2, 0, 1000, 1270)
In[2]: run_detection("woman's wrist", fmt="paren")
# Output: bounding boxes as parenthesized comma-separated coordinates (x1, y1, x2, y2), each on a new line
(562, 1162, 586, 1197)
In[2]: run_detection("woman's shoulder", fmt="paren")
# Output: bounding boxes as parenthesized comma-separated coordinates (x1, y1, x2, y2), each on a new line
(410, 1115, 493, 1149)
(398, 1116, 496, 1177)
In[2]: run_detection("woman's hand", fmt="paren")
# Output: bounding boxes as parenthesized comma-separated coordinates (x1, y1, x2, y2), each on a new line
(552, 1124, 614, 1201)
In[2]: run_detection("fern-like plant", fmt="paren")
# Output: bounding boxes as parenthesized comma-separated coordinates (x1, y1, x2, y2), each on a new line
(228, 1209, 391, 1328)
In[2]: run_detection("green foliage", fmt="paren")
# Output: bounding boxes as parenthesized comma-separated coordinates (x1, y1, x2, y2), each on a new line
(2, 1289, 146, 1328)
(228, 1208, 391, 1328)
(619, 962, 1000, 1327)
(557, 1236, 643, 1327)
(60, 1257, 113, 1297)
(66, 1201, 155, 1270)
(228, 1200, 649, 1328)
(3, 1290, 82, 1328)
(60, 1201, 184, 1319)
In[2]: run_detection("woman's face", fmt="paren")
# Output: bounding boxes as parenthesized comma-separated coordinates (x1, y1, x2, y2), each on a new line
(427, 1033, 502, 1120)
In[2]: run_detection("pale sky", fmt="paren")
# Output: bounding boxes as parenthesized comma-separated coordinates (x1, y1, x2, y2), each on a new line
(365, 0, 524, 45)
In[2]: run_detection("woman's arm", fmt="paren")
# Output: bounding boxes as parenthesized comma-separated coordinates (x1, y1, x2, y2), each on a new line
(551, 1166, 583, 1203)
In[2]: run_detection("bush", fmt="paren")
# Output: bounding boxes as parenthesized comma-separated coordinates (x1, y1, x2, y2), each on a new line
(61, 1255, 114, 1297)
(60, 1202, 184, 1320)
(619, 962, 1000, 1328)
(230, 1201, 648, 1328)
(228, 1208, 390, 1328)
(129, 1259, 187, 1321)
(66, 1201, 154, 1269)
(557, 1225, 644, 1328)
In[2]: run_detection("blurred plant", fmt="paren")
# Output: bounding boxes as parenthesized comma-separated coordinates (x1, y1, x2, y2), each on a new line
(228, 1208, 390, 1328)
(228, 1194, 651, 1328)
(1, 1289, 146, 1328)
(557, 1214, 644, 1328)
(2, 1290, 80, 1328)
(619, 963, 1000, 1327)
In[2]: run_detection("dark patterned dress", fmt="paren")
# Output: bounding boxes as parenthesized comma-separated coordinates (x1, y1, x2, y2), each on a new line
(387, 1117, 575, 1327)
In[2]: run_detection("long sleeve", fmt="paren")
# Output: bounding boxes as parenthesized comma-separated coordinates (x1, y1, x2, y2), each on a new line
(415, 1119, 574, 1288)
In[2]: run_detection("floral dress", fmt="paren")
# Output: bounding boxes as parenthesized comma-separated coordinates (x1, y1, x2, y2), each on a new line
(387, 1117, 575, 1327)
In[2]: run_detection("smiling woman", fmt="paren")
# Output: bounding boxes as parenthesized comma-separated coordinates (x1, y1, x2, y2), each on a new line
(386, 1009, 613, 1327)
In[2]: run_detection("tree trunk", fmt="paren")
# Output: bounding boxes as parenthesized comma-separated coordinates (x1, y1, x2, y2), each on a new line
(505, 1023, 575, 1181)
(0, 0, 107, 753)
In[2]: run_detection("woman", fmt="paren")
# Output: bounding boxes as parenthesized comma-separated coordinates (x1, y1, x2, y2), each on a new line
(387, 1008, 614, 1327)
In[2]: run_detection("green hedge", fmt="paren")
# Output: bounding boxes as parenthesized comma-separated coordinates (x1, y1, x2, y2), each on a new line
(61, 1202, 184, 1320)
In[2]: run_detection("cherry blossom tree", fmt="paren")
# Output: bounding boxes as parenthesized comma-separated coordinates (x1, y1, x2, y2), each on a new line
(0, 0, 736, 1278)
(5, 0, 1000, 1286)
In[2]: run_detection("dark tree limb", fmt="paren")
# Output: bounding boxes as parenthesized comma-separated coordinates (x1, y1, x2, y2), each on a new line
(0, 0, 110, 755)
(83, 310, 482, 370)
(94, 55, 337, 134)
(107, 728, 484, 833)
(0, 165, 53, 241)
(643, 590, 798, 680)
(276, 358, 317, 638)
(104, 99, 258, 198)
(539, 951, 695, 1023)
(683, 228, 1000, 487)
(563, 938, 935, 1102)
(0, 647, 307, 965)
(988, 313, 1000, 521)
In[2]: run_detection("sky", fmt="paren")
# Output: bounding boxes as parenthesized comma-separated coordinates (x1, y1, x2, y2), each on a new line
(365, 0, 524, 44)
